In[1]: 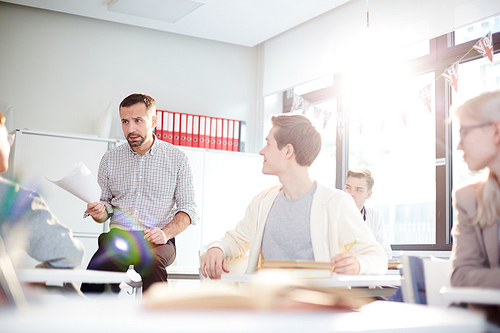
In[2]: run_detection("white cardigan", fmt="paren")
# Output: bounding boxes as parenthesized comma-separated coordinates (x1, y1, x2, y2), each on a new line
(208, 183, 388, 275)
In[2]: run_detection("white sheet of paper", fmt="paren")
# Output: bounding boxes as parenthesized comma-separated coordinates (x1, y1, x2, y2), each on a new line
(46, 161, 101, 204)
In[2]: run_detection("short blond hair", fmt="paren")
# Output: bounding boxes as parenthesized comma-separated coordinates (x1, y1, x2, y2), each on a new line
(271, 114, 321, 166)
(347, 168, 374, 191)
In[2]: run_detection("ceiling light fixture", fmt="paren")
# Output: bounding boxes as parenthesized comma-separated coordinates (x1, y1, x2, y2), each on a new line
(107, 0, 204, 23)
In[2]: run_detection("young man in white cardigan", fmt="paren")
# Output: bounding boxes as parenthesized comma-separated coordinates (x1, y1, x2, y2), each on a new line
(200, 114, 387, 279)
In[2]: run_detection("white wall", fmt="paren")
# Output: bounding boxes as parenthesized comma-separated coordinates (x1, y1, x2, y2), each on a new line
(262, 0, 500, 96)
(0, 2, 260, 152)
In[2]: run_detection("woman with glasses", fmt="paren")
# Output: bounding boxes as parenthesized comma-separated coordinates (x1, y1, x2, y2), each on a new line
(451, 90, 500, 323)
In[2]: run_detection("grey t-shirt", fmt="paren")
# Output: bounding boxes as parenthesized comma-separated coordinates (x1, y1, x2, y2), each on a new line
(261, 182, 317, 261)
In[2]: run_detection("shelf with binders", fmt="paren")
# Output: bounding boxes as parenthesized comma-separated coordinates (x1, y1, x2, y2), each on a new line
(154, 110, 246, 152)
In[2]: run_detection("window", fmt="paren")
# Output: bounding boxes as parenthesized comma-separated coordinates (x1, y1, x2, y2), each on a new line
(348, 71, 436, 244)
(454, 14, 500, 46)
(282, 23, 500, 251)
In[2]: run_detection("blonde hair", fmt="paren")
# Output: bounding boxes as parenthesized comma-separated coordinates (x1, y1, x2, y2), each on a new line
(271, 114, 321, 166)
(347, 168, 374, 191)
(454, 90, 500, 229)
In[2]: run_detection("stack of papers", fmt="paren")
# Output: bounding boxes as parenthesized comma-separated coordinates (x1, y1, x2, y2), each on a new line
(257, 260, 333, 279)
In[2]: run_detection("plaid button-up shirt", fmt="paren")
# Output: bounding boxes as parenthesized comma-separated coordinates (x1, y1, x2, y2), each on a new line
(97, 136, 198, 231)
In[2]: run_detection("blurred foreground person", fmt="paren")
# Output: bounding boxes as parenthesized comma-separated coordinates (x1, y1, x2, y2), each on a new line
(0, 111, 84, 269)
(451, 91, 500, 324)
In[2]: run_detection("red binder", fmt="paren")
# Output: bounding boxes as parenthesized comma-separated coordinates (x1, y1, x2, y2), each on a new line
(227, 119, 234, 151)
(173, 112, 181, 145)
(180, 113, 187, 146)
(210, 117, 217, 149)
(233, 120, 239, 151)
(186, 114, 193, 147)
(198, 116, 205, 148)
(166, 112, 174, 143)
(192, 115, 199, 147)
(156, 110, 163, 140)
(222, 118, 228, 150)
(205, 116, 211, 149)
(216, 118, 223, 150)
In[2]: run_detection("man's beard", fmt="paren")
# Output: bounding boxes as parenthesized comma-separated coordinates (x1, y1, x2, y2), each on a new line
(127, 133, 145, 147)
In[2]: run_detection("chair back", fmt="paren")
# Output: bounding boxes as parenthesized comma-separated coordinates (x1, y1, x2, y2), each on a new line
(400, 254, 427, 304)
(0, 236, 27, 308)
(400, 254, 453, 307)
(423, 257, 452, 307)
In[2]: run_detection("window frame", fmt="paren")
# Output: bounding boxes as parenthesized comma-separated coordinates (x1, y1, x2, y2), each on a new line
(282, 31, 500, 251)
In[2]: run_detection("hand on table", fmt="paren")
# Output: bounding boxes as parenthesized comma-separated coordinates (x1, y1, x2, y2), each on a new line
(200, 247, 228, 279)
(331, 252, 360, 275)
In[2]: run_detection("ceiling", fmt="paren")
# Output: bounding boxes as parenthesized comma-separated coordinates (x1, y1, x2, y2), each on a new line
(1, 0, 350, 47)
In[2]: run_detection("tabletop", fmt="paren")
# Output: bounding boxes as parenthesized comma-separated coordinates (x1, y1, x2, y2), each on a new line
(17, 268, 129, 284)
(0, 295, 486, 333)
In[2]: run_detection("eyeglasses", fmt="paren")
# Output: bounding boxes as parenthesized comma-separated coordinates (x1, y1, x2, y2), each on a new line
(7, 133, 15, 147)
(458, 122, 492, 143)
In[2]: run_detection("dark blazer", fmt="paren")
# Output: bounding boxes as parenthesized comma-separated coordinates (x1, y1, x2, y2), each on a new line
(450, 182, 500, 288)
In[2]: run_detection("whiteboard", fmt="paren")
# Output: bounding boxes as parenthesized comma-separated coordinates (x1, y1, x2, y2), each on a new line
(9, 130, 112, 236)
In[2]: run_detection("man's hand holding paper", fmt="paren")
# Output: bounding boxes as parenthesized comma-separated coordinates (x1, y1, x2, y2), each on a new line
(86, 201, 108, 223)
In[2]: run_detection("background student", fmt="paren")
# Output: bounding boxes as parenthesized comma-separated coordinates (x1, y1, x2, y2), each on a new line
(200, 114, 387, 279)
(451, 90, 500, 324)
(344, 168, 392, 258)
(0, 112, 84, 269)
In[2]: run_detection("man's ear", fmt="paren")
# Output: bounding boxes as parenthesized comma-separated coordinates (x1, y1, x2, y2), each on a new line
(493, 121, 500, 146)
(285, 143, 295, 159)
(152, 114, 158, 129)
(366, 190, 373, 200)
